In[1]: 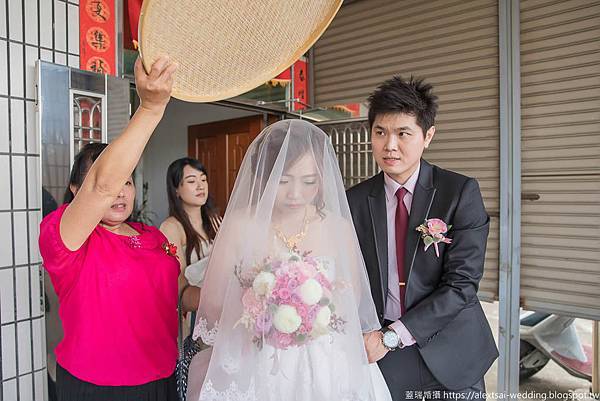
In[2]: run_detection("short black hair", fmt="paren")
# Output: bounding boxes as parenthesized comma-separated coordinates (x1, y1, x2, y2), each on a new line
(367, 76, 438, 136)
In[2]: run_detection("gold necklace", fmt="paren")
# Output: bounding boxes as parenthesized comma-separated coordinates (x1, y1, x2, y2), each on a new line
(273, 208, 311, 251)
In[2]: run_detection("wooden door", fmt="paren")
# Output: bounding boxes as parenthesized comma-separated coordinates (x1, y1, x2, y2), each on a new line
(227, 131, 254, 197)
(188, 115, 268, 212)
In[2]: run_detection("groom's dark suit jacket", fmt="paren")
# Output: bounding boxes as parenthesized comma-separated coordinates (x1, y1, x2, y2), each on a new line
(347, 159, 498, 391)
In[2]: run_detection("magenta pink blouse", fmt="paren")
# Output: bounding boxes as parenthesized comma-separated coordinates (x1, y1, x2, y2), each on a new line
(39, 204, 180, 386)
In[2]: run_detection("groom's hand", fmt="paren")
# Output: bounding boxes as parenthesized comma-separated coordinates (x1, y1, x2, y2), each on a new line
(363, 331, 388, 363)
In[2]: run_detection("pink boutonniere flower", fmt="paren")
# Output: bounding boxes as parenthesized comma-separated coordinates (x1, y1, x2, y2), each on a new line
(416, 218, 452, 257)
(162, 242, 179, 259)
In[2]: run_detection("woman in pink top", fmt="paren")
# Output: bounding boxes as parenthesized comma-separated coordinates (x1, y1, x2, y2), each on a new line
(39, 56, 179, 401)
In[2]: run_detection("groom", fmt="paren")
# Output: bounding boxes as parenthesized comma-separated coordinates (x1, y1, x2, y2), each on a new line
(347, 76, 498, 400)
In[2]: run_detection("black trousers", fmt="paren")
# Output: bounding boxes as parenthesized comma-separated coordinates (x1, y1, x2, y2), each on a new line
(378, 342, 486, 401)
(56, 364, 178, 401)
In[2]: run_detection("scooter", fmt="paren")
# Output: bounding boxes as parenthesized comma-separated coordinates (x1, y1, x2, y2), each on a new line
(519, 311, 592, 382)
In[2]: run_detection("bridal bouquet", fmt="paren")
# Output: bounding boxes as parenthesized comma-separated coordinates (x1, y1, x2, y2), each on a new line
(234, 251, 346, 350)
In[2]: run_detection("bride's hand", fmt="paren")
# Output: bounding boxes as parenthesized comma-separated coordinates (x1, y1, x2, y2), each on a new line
(363, 331, 389, 363)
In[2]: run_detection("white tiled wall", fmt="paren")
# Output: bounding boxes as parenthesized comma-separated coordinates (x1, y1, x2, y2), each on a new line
(1, 1, 80, 399)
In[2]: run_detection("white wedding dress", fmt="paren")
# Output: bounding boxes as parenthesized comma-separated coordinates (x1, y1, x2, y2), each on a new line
(187, 119, 393, 401)
(194, 337, 392, 401)
(187, 255, 392, 401)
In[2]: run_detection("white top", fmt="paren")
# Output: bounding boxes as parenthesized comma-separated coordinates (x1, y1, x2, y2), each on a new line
(184, 241, 213, 287)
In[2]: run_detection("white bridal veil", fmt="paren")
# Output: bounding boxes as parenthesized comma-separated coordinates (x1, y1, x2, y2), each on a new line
(189, 119, 383, 401)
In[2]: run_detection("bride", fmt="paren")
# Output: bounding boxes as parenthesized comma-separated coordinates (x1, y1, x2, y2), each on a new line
(187, 119, 392, 401)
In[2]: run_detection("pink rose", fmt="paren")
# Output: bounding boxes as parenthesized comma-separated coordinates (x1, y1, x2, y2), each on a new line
(278, 287, 291, 301)
(276, 278, 287, 289)
(242, 289, 262, 315)
(287, 278, 299, 290)
(271, 332, 294, 348)
(296, 304, 308, 319)
(298, 322, 312, 334)
(427, 218, 448, 235)
(290, 293, 302, 304)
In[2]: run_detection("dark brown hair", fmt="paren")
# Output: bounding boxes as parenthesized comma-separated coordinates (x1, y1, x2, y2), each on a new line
(166, 158, 220, 265)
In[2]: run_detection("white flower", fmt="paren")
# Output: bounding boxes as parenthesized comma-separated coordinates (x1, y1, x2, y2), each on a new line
(310, 307, 332, 337)
(252, 271, 276, 296)
(273, 305, 302, 334)
(315, 306, 331, 329)
(298, 279, 323, 305)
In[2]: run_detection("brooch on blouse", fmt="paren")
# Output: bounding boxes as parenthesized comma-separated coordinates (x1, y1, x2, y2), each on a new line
(162, 242, 179, 259)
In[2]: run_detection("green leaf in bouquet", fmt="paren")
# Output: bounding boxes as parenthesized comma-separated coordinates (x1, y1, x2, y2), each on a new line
(423, 236, 434, 247)
(295, 333, 306, 343)
(319, 297, 330, 306)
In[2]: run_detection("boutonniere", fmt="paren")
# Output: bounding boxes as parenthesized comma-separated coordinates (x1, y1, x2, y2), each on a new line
(162, 242, 179, 259)
(416, 218, 452, 257)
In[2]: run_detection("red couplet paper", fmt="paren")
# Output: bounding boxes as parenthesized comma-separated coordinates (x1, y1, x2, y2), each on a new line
(80, 0, 116, 75)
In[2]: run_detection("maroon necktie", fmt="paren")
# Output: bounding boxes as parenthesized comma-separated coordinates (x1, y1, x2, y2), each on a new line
(395, 187, 409, 316)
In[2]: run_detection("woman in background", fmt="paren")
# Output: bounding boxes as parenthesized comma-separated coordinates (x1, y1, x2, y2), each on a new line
(161, 158, 222, 319)
(160, 158, 221, 401)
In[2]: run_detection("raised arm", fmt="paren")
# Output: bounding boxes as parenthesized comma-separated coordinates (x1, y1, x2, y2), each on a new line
(61, 57, 177, 250)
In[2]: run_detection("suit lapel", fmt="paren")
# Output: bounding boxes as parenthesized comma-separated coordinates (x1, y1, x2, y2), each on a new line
(367, 172, 388, 304)
(404, 160, 436, 281)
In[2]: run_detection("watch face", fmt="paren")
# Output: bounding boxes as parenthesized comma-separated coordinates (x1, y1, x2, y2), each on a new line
(383, 330, 399, 348)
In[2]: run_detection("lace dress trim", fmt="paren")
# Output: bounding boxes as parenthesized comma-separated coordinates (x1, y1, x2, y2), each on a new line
(192, 316, 219, 346)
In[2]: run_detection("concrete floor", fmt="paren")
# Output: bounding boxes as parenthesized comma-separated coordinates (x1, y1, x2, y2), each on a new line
(481, 302, 594, 400)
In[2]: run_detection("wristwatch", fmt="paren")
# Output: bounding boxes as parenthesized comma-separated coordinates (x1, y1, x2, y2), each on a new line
(381, 326, 403, 351)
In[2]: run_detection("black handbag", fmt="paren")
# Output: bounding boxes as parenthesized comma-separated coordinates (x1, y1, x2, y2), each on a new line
(176, 328, 203, 401)
(176, 289, 203, 401)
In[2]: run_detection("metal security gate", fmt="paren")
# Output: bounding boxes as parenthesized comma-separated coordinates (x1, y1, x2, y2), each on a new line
(319, 119, 376, 188)
(519, 0, 600, 319)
